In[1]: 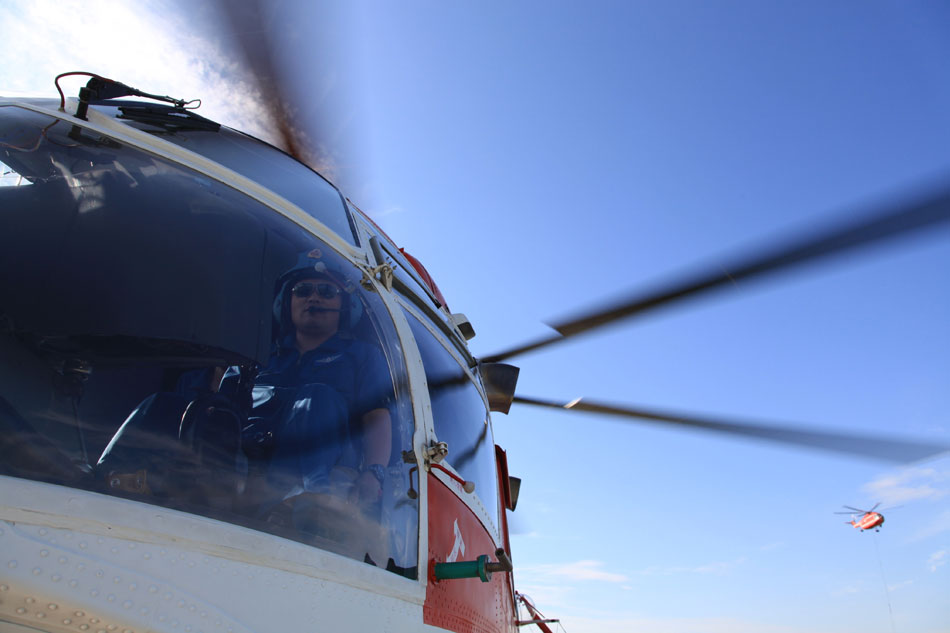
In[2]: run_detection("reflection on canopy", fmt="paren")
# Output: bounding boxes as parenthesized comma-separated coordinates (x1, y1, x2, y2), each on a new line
(0, 105, 418, 578)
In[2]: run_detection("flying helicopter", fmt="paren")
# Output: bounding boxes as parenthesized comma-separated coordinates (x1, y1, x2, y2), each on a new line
(836, 504, 886, 532)
(5, 6, 950, 630)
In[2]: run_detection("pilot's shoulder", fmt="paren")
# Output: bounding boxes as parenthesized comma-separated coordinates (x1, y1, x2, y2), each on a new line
(342, 336, 386, 365)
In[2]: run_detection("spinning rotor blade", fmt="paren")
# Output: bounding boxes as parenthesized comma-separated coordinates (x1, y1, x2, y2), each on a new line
(212, 0, 307, 162)
(208, 0, 351, 172)
(484, 182, 950, 363)
(835, 503, 898, 514)
(512, 395, 949, 464)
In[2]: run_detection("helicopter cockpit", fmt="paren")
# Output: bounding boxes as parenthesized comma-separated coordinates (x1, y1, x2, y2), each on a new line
(0, 102, 428, 577)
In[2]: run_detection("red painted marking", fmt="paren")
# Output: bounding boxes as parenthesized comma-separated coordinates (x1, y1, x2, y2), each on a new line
(399, 248, 449, 310)
(424, 474, 515, 633)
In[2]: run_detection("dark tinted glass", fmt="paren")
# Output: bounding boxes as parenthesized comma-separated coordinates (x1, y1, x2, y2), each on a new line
(0, 106, 416, 577)
(95, 103, 358, 245)
(403, 309, 499, 530)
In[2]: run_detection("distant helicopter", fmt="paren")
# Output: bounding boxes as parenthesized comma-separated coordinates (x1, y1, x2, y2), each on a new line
(1, 10, 949, 633)
(836, 503, 886, 532)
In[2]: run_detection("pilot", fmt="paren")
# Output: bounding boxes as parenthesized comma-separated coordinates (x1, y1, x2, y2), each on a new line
(98, 250, 394, 517)
(232, 250, 394, 510)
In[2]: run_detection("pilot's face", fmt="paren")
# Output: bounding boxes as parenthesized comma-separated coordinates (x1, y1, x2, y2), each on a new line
(289, 277, 343, 337)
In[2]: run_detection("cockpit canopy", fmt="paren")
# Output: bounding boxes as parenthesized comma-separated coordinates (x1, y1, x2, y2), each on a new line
(0, 105, 356, 365)
(0, 103, 419, 577)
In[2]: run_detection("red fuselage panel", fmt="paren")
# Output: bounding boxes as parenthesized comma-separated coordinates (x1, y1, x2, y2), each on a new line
(855, 513, 884, 529)
(424, 475, 515, 633)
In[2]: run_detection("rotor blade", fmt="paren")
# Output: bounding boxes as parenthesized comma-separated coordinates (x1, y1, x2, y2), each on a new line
(210, 0, 307, 162)
(450, 422, 490, 471)
(512, 395, 949, 464)
(869, 502, 882, 512)
(205, 0, 353, 175)
(841, 505, 868, 513)
(484, 182, 950, 362)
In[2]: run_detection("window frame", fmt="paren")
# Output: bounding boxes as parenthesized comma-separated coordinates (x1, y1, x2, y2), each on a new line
(394, 297, 501, 544)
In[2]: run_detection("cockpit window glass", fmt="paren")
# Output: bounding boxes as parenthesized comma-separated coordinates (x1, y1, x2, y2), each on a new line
(402, 309, 499, 531)
(0, 106, 417, 578)
(354, 213, 439, 309)
(355, 214, 468, 362)
(93, 103, 359, 246)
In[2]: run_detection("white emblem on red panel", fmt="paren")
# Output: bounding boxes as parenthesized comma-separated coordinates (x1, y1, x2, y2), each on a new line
(447, 519, 465, 562)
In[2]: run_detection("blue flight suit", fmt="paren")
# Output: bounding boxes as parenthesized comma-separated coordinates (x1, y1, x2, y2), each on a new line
(227, 332, 393, 500)
(98, 332, 392, 500)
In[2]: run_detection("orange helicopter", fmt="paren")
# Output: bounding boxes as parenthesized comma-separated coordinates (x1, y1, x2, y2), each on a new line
(836, 503, 886, 532)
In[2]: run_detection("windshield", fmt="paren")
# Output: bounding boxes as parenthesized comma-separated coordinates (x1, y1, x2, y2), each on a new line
(0, 105, 418, 578)
(94, 101, 358, 246)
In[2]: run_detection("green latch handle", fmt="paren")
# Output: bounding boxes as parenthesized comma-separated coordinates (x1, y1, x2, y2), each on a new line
(433, 548, 513, 583)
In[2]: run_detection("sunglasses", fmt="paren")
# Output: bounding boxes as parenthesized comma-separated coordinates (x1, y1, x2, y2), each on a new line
(291, 281, 343, 299)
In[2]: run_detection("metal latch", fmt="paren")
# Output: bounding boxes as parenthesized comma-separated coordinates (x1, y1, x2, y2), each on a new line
(425, 441, 448, 464)
(363, 236, 394, 291)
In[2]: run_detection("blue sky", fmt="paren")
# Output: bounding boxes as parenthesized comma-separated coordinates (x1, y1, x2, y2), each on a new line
(3, 2, 949, 632)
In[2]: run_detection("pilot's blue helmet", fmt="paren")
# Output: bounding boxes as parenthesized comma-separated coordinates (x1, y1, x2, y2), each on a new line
(273, 249, 363, 332)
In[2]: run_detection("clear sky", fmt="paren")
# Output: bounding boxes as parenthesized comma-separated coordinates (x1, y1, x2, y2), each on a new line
(3, 2, 949, 632)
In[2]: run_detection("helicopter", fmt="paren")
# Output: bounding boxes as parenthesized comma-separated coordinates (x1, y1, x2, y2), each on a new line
(836, 504, 886, 532)
(2, 8, 950, 633)
(0, 67, 947, 633)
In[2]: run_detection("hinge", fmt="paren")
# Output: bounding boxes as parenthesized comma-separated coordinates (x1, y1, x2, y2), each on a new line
(364, 235, 394, 291)
(425, 441, 448, 464)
